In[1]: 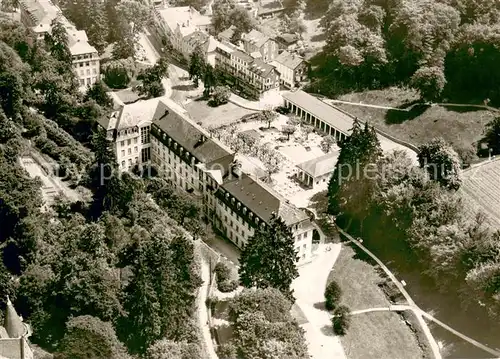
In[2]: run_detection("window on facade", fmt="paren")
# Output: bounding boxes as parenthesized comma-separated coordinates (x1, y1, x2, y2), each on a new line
(134, 138, 138, 144)
(141, 147, 151, 163)
(128, 148, 131, 155)
(121, 161, 125, 167)
(134, 146, 138, 153)
(135, 157, 138, 163)
(121, 141, 125, 147)
(121, 150, 125, 157)
(128, 159, 132, 166)
(127, 139, 131, 145)
(86, 69, 90, 75)
(141, 127, 150, 144)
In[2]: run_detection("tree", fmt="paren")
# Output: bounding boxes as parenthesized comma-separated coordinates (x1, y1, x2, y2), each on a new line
(58, 315, 130, 359)
(418, 138, 462, 190)
(146, 339, 202, 359)
(86, 3, 109, 53)
(331, 305, 351, 335)
(85, 81, 112, 107)
(203, 63, 217, 97)
(212, 1, 255, 34)
(135, 58, 169, 98)
(188, 45, 205, 88)
(239, 213, 298, 300)
(302, 124, 314, 140)
(209, 85, 230, 106)
(324, 280, 342, 310)
(485, 117, 500, 155)
(282, 124, 296, 140)
(320, 135, 335, 153)
(226, 288, 308, 358)
(410, 66, 446, 101)
(45, 17, 72, 66)
(260, 109, 278, 129)
(328, 120, 382, 232)
(103, 64, 131, 89)
(116, 0, 153, 35)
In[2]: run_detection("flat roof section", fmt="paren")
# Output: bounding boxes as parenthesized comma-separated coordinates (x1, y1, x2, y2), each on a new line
(282, 91, 355, 135)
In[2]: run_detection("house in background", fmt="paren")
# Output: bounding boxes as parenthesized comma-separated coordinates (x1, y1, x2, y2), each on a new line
(153, 6, 212, 55)
(215, 43, 281, 99)
(296, 151, 339, 189)
(241, 29, 278, 63)
(0, 297, 33, 359)
(275, 33, 300, 52)
(19, 0, 99, 91)
(272, 50, 308, 88)
(181, 31, 221, 66)
(68, 29, 100, 88)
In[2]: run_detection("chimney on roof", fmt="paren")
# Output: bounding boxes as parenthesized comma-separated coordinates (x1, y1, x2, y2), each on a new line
(231, 159, 242, 178)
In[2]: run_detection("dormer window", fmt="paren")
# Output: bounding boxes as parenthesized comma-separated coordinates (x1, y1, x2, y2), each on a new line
(255, 217, 259, 224)
(225, 193, 230, 199)
(174, 143, 178, 149)
(231, 197, 235, 204)
(237, 202, 241, 209)
(243, 207, 247, 214)
(249, 212, 253, 218)
(168, 137, 171, 144)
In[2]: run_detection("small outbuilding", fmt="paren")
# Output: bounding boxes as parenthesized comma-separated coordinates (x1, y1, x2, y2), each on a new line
(296, 151, 339, 188)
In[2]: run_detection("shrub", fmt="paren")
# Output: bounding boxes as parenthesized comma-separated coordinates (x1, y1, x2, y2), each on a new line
(215, 262, 231, 283)
(103, 65, 130, 89)
(217, 342, 237, 359)
(331, 305, 351, 335)
(218, 279, 238, 293)
(324, 280, 342, 311)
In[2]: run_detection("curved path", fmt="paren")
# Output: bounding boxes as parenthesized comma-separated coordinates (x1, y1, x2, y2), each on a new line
(337, 228, 443, 359)
(338, 227, 500, 359)
(351, 305, 412, 315)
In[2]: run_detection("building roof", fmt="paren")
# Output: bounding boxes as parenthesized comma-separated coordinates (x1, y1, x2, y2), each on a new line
(20, 0, 60, 27)
(67, 29, 97, 55)
(252, 58, 275, 77)
(257, 0, 284, 16)
(276, 33, 299, 45)
(98, 97, 159, 132)
(274, 50, 306, 70)
(460, 159, 500, 229)
(218, 25, 236, 41)
(152, 99, 234, 165)
(203, 35, 220, 53)
(297, 151, 339, 178)
(158, 6, 211, 35)
(282, 91, 355, 135)
(232, 49, 254, 63)
(221, 172, 308, 225)
(4, 298, 26, 339)
(243, 29, 270, 48)
(183, 30, 209, 49)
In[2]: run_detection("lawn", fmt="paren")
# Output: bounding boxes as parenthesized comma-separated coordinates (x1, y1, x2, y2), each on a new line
(185, 100, 257, 129)
(328, 244, 427, 359)
(328, 244, 392, 310)
(341, 311, 426, 359)
(334, 88, 497, 155)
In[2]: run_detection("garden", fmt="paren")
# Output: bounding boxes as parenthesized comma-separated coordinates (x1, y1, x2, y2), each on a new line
(207, 109, 340, 207)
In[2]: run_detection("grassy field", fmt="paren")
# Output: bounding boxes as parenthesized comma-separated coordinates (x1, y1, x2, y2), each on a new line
(328, 245, 427, 359)
(341, 311, 426, 359)
(334, 88, 497, 154)
(185, 100, 256, 129)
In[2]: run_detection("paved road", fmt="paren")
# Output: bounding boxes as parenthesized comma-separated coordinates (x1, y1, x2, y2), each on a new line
(292, 243, 347, 359)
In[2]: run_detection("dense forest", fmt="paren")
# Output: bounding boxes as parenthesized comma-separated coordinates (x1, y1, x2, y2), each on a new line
(0, 15, 207, 359)
(325, 120, 500, 319)
(309, 0, 500, 104)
